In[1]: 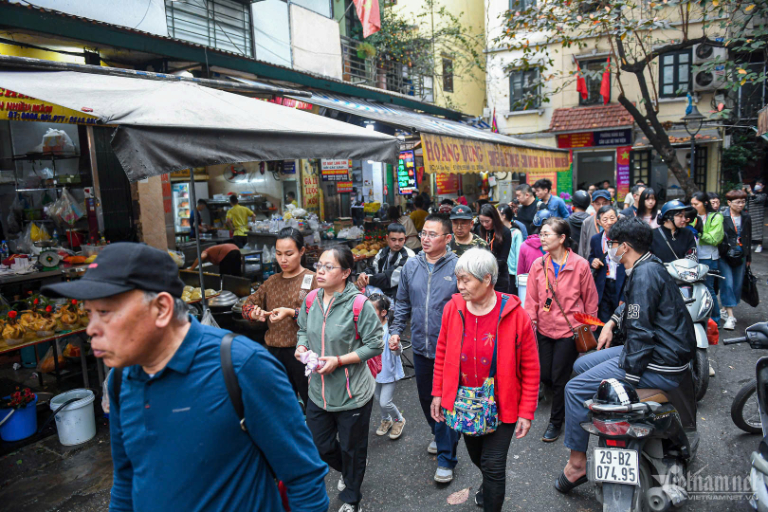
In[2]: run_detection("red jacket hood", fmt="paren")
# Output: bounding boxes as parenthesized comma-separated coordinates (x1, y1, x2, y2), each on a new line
(449, 292, 521, 320)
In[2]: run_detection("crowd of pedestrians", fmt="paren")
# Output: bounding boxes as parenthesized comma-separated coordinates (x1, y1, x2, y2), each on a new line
(66, 177, 764, 512)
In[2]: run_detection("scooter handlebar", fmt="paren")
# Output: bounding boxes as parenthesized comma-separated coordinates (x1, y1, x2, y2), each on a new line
(722, 336, 748, 345)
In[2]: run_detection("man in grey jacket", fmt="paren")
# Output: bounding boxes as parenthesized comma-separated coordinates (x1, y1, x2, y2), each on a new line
(390, 214, 460, 484)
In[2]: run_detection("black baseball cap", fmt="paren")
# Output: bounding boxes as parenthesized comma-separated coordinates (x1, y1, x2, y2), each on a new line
(42, 242, 185, 300)
(450, 205, 474, 220)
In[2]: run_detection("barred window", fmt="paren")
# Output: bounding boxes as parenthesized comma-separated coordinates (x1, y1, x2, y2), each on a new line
(166, 0, 252, 57)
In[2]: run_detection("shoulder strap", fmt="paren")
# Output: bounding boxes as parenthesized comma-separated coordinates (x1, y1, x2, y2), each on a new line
(543, 266, 578, 336)
(304, 288, 320, 314)
(656, 228, 679, 260)
(112, 367, 123, 407)
(352, 294, 368, 340)
(220, 333, 247, 432)
(489, 294, 510, 378)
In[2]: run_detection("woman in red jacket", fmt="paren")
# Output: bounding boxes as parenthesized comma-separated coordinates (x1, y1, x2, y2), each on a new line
(524, 217, 598, 443)
(431, 247, 540, 511)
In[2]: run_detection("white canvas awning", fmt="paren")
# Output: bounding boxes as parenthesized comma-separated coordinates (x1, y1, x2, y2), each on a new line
(0, 71, 399, 181)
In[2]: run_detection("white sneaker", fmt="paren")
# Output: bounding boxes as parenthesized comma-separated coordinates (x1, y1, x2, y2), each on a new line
(338, 504, 358, 512)
(724, 316, 737, 331)
(434, 466, 454, 483)
(427, 440, 438, 454)
(337, 476, 346, 492)
(756, 245, 763, 253)
(720, 308, 728, 320)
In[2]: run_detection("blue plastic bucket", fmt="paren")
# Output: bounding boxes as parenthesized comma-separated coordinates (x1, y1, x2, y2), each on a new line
(0, 394, 38, 442)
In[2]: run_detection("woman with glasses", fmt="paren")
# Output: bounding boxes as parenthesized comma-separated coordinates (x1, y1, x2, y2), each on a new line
(477, 204, 512, 293)
(242, 227, 316, 408)
(524, 218, 598, 444)
(720, 189, 752, 330)
(296, 245, 383, 512)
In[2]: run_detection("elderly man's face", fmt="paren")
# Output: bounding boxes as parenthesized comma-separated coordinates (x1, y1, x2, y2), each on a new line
(456, 270, 491, 303)
(85, 290, 169, 368)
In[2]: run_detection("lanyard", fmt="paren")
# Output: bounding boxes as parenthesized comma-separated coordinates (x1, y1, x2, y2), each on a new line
(486, 231, 495, 251)
(544, 250, 569, 292)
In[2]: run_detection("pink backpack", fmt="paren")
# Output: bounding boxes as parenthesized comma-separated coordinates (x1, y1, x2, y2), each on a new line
(305, 290, 382, 378)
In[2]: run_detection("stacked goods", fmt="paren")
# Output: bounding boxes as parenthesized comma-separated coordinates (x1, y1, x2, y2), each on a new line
(181, 286, 217, 303)
(351, 241, 384, 258)
(2, 311, 24, 346)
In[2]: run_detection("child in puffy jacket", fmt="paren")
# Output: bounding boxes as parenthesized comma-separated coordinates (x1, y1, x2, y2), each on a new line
(371, 294, 406, 440)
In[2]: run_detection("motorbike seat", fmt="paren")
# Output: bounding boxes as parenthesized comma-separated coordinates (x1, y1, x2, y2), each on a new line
(637, 388, 669, 403)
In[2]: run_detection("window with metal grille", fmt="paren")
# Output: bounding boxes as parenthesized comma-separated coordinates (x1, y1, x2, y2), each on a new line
(166, 0, 252, 57)
(578, 59, 609, 106)
(693, 146, 707, 191)
(659, 50, 692, 98)
(442, 58, 454, 93)
(509, 69, 540, 111)
(629, 150, 650, 186)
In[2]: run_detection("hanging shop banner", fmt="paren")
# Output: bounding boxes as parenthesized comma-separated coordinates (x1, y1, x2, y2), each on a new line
(0, 88, 98, 125)
(436, 173, 459, 195)
(397, 150, 417, 194)
(336, 181, 353, 193)
(420, 133, 569, 175)
(527, 171, 559, 195)
(282, 160, 296, 175)
(616, 146, 631, 202)
(557, 129, 632, 149)
(301, 159, 321, 215)
(321, 159, 351, 181)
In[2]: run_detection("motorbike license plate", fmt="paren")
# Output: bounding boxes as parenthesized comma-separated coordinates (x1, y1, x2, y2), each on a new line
(593, 448, 639, 485)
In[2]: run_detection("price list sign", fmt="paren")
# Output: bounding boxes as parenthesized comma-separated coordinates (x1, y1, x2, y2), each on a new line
(397, 150, 417, 195)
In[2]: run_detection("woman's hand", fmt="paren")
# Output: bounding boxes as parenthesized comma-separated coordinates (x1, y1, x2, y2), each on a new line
(317, 356, 339, 375)
(515, 418, 531, 439)
(269, 307, 294, 322)
(597, 320, 615, 350)
(430, 397, 444, 423)
(250, 306, 271, 323)
(591, 259, 604, 269)
(294, 345, 308, 362)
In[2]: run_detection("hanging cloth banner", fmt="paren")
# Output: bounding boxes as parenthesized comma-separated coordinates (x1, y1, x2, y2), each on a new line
(420, 133, 570, 175)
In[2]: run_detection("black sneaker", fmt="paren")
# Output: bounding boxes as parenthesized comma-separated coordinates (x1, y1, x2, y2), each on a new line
(542, 423, 562, 442)
(474, 484, 484, 507)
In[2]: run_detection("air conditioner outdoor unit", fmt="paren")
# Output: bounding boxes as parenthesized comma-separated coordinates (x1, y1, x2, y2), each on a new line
(692, 43, 728, 65)
(693, 64, 727, 91)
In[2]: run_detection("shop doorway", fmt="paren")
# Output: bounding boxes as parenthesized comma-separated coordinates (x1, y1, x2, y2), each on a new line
(576, 151, 616, 189)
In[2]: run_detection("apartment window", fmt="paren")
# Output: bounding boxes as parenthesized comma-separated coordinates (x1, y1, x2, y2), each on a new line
(292, 0, 332, 18)
(510, 0, 536, 10)
(659, 49, 692, 98)
(693, 146, 708, 191)
(578, 59, 609, 106)
(509, 69, 540, 111)
(421, 75, 434, 103)
(166, 0, 252, 56)
(629, 150, 650, 186)
(442, 58, 454, 93)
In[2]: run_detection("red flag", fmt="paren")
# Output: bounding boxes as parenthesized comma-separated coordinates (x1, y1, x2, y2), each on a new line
(491, 108, 499, 133)
(576, 62, 588, 101)
(600, 57, 611, 105)
(353, 0, 381, 38)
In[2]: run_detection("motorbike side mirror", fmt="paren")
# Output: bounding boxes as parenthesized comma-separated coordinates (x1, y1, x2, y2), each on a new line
(747, 322, 768, 350)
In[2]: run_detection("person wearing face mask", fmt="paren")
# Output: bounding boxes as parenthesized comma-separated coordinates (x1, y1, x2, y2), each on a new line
(555, 217, 695, 495)
(650, 200, 698, 264)
(746, 180, 765, 254)
(587, 206, 626, 333)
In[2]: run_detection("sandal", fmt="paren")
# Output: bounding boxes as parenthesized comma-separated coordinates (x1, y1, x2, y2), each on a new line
(554, 472, 588, 494)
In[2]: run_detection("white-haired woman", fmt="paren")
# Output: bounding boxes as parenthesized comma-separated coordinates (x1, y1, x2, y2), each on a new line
(431, 248, 540, 511)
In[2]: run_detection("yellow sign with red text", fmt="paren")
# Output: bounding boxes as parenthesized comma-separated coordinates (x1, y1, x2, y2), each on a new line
(420, 133, 569, 175)
(0, 88, 98, 125)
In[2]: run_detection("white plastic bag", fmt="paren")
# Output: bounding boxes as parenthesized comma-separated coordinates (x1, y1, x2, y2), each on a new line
(50, 189, 84, 226)
(201, 308, 219, 328)
(102, 368, 113, 414)
(42, 128, 76, 154)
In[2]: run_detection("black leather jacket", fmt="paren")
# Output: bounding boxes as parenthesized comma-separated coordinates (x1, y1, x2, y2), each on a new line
(610, 253, 696, 384)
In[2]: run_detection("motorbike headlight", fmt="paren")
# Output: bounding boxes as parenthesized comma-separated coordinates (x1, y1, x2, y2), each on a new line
(679, 270, 699, 282)
(698, 290, 713, 318)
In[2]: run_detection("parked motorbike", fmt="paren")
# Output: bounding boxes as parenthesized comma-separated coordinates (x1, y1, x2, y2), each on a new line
(665, 258, 718, 401)
(582, 372, 698, 511)
(726, 324, 768, 434)
(722, 322, 768, 510)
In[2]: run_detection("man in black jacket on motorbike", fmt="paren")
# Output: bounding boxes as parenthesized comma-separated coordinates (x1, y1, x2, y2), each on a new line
(555, 217, 696, 494)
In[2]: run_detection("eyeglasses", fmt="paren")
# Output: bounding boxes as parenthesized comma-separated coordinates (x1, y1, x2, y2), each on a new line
(418, 231, 448, 240)
(539, 233, 561, 239)
(313, 262, 341, 272)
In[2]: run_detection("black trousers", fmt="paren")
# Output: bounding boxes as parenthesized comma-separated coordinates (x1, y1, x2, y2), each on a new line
(538, 333, 578, 427)
(305, 398, 373, 506)
(464, 423, 517, 512)
(218, 250, 242, 276)
(267, 346, 309, 408)
(233, 235, 247, 248)
(596, 279, 618, 338)
(507, 279, 518, 297)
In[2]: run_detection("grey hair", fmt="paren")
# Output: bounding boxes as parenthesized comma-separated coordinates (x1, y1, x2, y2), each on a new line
(143, 291, 190, 323)
(455, 247, 498, 285)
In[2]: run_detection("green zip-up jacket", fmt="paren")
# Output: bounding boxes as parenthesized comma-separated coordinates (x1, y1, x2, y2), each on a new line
(699, 211, 725, 248)
(297, 282, 384, 412)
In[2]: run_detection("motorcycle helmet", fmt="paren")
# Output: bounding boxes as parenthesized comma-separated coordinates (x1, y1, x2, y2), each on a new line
(533, 209, 554, 227)
(572, 190, 591, 210)
(659, 200, 689, 223)
(593, 378, 639, 405)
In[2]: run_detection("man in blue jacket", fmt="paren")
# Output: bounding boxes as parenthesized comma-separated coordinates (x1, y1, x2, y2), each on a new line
(587, 205, 626, 331)
(390, 214, 460, 484)
(533, 178, 570, 219)
(42, 243, 329, 512)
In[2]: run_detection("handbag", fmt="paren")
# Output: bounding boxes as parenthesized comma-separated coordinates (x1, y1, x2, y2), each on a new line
(544, 259, 597, 353)
(719, 216, 745, 266)
(742, 266, 760, 308)
(443, 295, 509, 436)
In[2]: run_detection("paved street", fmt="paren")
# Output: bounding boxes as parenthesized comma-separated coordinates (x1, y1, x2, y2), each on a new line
(2, 254, 768, 512)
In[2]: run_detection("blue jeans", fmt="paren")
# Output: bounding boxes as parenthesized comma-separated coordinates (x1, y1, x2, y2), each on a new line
(720, 259, 746, 308)
(699, 258, 721, 325)
(563, 347, 685, 453)
(413, 352, 460, 469)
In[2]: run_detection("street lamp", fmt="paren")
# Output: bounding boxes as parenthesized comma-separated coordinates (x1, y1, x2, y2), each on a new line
(682, 105, 705, 179)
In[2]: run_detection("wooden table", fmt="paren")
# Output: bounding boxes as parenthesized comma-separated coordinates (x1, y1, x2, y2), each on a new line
(0, 328, 90, 388)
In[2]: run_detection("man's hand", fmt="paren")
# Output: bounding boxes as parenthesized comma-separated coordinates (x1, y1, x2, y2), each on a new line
(430, 397, 444, 423)
(515, 418, 531, 439)
(591, 259, 604, 269)
(355, 273, 369, 291)
(250, 306, 271, 323)
(317, 356, 339, 375)
(389, 334, 400, 351)
(597, 320, 615, 350)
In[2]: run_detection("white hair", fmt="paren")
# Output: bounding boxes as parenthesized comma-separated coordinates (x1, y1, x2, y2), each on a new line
(455, 247, 498, 285)
(143, 291, 190, 323)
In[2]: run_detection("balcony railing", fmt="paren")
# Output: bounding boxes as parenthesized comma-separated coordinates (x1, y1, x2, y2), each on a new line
(340, 36, 433, 103)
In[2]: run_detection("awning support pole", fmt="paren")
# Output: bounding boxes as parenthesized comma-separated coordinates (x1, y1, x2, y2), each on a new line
(188, 174, 208, 315)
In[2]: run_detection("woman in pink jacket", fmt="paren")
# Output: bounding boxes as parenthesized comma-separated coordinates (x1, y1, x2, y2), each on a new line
(524, 217, 598, 444)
